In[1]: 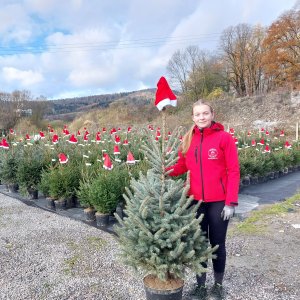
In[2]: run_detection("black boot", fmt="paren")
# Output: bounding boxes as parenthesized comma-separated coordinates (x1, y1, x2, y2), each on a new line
(211, 272, 225, 299)
(189, 273, 207, 299)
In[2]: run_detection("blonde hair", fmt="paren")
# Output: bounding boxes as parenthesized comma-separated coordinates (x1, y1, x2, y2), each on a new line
(180, 100, 214, 155)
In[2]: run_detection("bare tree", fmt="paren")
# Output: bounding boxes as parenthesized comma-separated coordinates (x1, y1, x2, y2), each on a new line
(0, 90, 33, 131)
(167, 49, 191, 93)
(220, 23, 253, 97)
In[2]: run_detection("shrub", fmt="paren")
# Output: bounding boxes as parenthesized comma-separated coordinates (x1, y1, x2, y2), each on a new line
(89, 167, 129, 214)
(0, 150, 19, 185)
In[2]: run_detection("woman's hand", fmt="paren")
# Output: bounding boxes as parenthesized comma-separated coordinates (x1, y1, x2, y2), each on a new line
(221, 205, 235, 220)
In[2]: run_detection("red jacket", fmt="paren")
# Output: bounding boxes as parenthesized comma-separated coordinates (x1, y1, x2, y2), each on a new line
(168, 122, 240, 206)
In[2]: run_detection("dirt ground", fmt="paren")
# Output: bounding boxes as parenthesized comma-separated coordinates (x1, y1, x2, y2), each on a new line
(222, 202, 300, 300)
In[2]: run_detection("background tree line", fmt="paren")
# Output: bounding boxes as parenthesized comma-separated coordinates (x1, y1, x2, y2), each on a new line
(167, 7, 300, 100)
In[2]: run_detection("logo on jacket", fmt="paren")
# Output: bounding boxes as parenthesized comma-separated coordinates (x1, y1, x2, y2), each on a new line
(208, 148, 218, 159)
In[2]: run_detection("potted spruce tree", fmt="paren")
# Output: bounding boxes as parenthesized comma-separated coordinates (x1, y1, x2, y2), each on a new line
(76, 166, 99, 222)
(0, 148, 20, 192)
(114, 115, 216, 299)
(90, 166, 129, 227)
(16, 146, 47, 199)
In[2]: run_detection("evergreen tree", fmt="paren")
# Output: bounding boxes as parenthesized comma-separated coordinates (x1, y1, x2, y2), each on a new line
(114, 121, 217, 282)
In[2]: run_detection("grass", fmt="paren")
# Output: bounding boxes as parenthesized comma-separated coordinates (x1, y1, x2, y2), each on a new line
(86, 236, 107, 250)
(63, 254, 81, 275)
(230, 192, 300, 235)
(63, 236, 107, 275)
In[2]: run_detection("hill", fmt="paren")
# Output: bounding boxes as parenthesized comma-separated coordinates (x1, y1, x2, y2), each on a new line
(45, 89, 156, 122)
(65, 90, 300, 135)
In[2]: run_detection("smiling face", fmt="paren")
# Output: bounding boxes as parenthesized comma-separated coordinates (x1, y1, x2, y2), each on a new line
(192, 104, 214, 129)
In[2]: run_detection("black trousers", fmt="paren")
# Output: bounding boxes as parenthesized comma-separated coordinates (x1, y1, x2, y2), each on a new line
(192, 200, 229, 273)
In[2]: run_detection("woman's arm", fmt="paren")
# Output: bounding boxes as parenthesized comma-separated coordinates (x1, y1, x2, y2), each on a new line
(223, 134, 240, 206)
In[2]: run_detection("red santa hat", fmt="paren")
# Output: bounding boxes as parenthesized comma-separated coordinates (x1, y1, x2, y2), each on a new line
(251, 139, 256, 147)
(25, 134, 31, 141)
(264, 145, 271, 153)
(113, 145, 120, 155)
(229, 128, 235, 135)
(69, 134, 78, 144)
(114, 135, 121, 144)
(77, 130, 81, 136)
(9, 128, 15, 135)
(96, 133, 101, 143)
(123, 139, 129, 145)
(233, 137, 238, 144)
(58, 153, 68, 164)
(280, 130, 285, 137)
(127, 126, 132, 133)
(259, 138, 265, 145)
(0, 138, 9, 149)
(63, 128, 70, 136)
(83, 133, 89, 142)
(265, 130, 269, 136)
(52, 134, 59, 144)
(155, 76, 177, 111)
(103, 154, 113, 170)
(284, 141, 292, 149)
(126, 151, 135, 164)
(39, 131, 45, 139)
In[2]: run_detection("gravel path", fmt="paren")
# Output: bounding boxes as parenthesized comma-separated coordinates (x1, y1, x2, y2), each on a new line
(0, 192, 299, 300)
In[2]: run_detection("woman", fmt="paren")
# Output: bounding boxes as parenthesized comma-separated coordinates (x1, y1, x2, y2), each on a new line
(168, 100, 240, 298)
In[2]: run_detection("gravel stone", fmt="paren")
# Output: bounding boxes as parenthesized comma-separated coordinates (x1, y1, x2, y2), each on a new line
(0, 192, 299, 299)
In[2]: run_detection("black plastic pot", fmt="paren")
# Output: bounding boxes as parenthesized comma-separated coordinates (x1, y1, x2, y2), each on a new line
(144, 282, 183, 300)
(84, 208, 96, 222)
(28, 188, 38, 200)
(46, 198, 56, 210)
(54, 199, 67, 210)
(95, 212, 109, 227)
(7, 183, 18, 193)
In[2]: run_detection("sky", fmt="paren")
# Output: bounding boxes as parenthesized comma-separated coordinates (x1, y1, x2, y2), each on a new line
(0, 0, 298, 100)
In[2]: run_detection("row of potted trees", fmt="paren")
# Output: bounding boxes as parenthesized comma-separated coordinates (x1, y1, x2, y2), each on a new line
(0, 126, 299, 220)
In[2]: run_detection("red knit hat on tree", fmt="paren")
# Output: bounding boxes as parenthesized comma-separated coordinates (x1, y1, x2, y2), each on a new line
(69, 134, 78, 144)
(0, 138, 9, 149)
(103, 154, 113, 170)
(52, 134, 59, 144)
(113, 145, 120, 155)
(126, 151, 135, 164)
(154, 76, 177, 111)
(58, 153, 68, 164)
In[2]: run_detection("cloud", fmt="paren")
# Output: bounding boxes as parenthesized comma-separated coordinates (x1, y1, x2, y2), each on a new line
(2, 67, 44, 86)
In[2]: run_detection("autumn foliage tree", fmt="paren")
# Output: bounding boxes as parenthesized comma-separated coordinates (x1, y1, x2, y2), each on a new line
(262, 9, 300, 90)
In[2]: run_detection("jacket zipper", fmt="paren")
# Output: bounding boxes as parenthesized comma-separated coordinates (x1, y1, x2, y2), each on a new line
(200, 131, 205, 201)
(194, 147, 198, 164)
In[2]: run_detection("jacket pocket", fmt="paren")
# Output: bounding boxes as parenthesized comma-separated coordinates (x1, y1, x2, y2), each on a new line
(220, 178, 225, 194)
